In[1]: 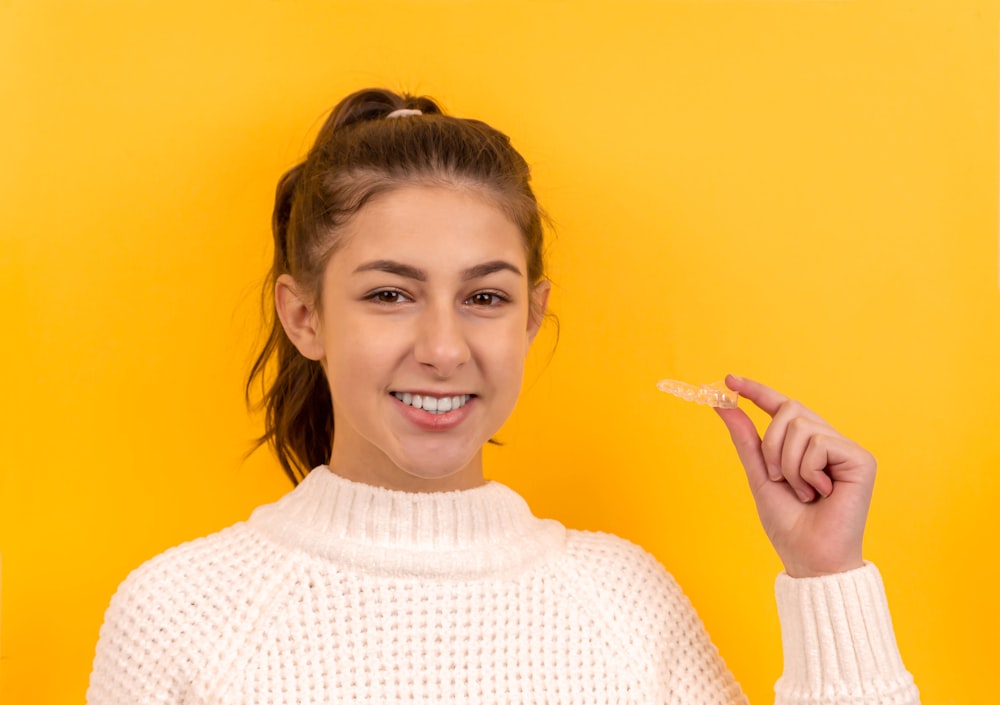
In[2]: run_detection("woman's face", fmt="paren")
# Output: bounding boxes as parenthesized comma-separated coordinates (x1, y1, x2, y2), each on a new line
(281, 185, 548, 492)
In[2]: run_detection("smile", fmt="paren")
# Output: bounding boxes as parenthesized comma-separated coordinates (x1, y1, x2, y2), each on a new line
(391, 392, 473, 415)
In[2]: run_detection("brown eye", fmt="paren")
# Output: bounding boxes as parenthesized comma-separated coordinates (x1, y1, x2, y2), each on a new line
(467, 291, 506, 306)
(370, 290, 409, 304)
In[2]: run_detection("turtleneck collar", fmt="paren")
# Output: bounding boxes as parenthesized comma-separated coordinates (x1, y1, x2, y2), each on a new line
(246, 466, 566, 578)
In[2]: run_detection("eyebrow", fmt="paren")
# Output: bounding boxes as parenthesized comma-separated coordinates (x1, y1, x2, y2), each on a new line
(353, 259, 523, 281)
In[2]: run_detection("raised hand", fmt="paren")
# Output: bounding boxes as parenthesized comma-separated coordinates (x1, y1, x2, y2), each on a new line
(713, 375, 874, 578)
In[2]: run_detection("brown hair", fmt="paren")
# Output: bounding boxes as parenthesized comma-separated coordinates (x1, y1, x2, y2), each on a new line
(246, 88, 549, 485)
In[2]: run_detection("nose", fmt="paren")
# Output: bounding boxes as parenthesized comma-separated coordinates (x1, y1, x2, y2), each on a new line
(413, 303, 471, 377)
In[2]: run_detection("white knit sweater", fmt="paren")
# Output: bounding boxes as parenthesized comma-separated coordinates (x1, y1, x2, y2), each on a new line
(87, 467, 919, 704)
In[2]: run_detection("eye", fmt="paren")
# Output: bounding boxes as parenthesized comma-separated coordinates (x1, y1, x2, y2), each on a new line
(466, 291, 508, 306)
(368, 289, 410, 304)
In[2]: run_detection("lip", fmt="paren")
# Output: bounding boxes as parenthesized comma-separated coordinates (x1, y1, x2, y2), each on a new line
(390, 392, 476, 431)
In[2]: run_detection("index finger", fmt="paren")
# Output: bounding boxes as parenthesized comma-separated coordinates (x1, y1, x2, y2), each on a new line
(724, 374, 789, 417)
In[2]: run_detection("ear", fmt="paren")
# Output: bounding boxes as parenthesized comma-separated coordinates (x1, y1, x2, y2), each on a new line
(526, 279, 551, 344)
(275, 274, 325, 361)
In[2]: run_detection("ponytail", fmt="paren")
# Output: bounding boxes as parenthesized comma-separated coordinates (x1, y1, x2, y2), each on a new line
(246, 162, 332, 485)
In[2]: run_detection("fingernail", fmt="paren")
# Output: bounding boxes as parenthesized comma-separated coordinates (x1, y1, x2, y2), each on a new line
(729, 374, 744, 383)
(768, 466, 782, 481)
(795, 488, 813, 503)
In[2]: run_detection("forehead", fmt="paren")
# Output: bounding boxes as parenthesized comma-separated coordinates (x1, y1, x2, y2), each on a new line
(331, 185, 527, 270)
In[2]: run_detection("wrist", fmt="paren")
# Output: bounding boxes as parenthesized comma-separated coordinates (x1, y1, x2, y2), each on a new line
(782, 556, 865, 579)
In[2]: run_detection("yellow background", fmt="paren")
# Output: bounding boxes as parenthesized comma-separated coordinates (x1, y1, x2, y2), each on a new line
(2, 1, 998, 703)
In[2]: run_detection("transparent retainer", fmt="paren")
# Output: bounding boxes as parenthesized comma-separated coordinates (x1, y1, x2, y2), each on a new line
(656, 379, 739, 409)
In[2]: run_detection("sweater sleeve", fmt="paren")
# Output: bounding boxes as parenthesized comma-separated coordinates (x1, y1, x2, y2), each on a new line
(565, 531, 749, 704)
(86, 554, 200, 705)
(648, 564, 751, 705)
(773, 563, 919, 705)
(646, 559, 920, 705)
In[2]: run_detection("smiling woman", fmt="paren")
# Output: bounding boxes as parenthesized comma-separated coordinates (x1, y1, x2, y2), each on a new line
(244, 88, 549, 487)
(85, 88, 920, 705)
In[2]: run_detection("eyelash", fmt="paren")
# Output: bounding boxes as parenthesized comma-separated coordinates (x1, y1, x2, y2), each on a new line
(364, 289, 510, 307)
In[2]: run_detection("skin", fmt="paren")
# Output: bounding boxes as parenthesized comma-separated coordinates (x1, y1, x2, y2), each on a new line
(276, 184, 549, 493)
(715, 374, 873, 578)
(277, 184, 873, 578)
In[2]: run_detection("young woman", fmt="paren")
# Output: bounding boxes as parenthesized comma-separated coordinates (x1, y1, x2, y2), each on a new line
(87, 88, 920, 704)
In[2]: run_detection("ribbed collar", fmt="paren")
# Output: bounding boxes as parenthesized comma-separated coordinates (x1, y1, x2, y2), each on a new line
(247, 466, 566, 578)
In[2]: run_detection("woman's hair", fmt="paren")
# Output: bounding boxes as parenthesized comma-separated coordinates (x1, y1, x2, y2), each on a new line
(246, 88, 549, 485)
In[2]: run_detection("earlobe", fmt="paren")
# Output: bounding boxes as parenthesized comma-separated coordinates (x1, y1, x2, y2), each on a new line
(275, 274, 325, 360)
(526, 280, 551, 344)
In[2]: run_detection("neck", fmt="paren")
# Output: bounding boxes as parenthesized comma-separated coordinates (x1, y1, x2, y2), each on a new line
(327, 444, 486, 493)
(329, 464, 487, 492)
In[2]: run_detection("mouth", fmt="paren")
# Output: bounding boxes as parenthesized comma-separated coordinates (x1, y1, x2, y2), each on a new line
(391, 392, 474, 415)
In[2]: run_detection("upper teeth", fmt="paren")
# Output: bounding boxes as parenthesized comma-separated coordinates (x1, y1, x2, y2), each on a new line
(392, 392, 472, 414)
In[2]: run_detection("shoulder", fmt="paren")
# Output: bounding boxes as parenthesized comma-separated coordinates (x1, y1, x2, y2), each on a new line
(96, 521, 287, 661)
(112, 521, 266, 605)
(561, 529, 699, 630)
(563, 529, 681, 593)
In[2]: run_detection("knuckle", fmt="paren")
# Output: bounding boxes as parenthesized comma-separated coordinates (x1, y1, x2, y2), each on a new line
(760, 436, 781, 459)
(779, 399, 805, 416)
(787, 416, 811, 435)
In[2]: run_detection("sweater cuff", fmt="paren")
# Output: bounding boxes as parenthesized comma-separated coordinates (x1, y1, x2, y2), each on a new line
(774, 562, 918, 704)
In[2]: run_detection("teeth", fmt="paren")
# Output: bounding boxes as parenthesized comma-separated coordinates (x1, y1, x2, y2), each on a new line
(392, 392, 472, 414)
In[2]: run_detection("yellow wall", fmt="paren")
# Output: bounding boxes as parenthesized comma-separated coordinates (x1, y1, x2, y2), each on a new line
(2, 1, 998, 702)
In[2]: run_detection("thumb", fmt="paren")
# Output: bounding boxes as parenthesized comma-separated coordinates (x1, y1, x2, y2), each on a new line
(713, 407, 769, 492)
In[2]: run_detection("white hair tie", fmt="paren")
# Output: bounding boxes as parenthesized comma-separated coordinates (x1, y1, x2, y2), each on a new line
(385, 108, 423, 119)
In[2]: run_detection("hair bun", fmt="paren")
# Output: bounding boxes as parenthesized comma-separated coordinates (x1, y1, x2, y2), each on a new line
(325, 88, 443, 132)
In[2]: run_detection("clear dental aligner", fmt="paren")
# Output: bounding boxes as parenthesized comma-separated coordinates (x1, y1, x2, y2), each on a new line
(656, 379, 739, 409)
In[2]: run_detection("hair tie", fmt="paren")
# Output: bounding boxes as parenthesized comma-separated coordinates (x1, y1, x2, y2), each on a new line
(385, 108, 423, 119)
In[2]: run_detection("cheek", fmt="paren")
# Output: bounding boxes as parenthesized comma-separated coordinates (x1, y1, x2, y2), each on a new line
(483, 320, 532, 380)
(323, 324, 396, 398)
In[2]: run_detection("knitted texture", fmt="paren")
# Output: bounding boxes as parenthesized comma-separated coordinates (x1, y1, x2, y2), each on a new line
(774, 568, 919, 705)
(87, 467, 919, 704)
